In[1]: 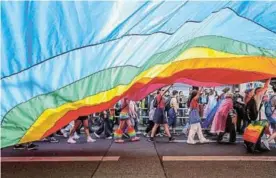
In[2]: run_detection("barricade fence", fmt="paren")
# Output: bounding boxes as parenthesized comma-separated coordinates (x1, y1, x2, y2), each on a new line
(89, 108, 194, 127)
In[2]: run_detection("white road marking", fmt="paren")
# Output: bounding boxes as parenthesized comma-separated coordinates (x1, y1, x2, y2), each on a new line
(172, 140, 244, 143)
(163, 156, 276, 162)
(1, 156, 120, 162)
(172, 140, 276, 145)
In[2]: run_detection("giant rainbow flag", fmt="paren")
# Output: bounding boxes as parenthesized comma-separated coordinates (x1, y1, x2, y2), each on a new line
(1, 1, 276, 148)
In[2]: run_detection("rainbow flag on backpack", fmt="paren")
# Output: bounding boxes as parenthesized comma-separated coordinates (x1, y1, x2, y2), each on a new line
(243, 120, 268, 144)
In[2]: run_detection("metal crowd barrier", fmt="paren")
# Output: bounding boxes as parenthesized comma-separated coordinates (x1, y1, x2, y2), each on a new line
(88, 108, 190, 126)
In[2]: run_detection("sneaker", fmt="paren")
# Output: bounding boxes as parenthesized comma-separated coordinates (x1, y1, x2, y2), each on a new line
(87, 137, 96, 143)
(200, 139, 210, 143)
(41, 138, 49, 142)
(60, 129, 68, 138)
(262, 140, 271, 151)
(67, 137, 76, 144)
(223, 133, 230, 140)
(144, 132, 151, 137)
(13, 144, 25, 150)
(156, 133, 163, 137)
(169, 137, 175, 142)
(147, 137, 154, 142)
(55, 131, 63, 137)
(106, 136, 113, 140)
(27, 143, 38, 150)
(187, 140, 196, 145)
(49, 137, 59, 143)
(94, 132, 101, 138)
(136, 131, 142, 135)
(73, 133, 80, 140)
(63, 132, 68, 138)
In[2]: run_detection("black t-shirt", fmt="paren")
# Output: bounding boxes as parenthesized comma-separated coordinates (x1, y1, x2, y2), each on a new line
(246, 97, 258, 121)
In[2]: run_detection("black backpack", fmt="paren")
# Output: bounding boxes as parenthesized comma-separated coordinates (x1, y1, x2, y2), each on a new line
(246, 97, 258, 121)
(165, 96, 172, 111)
(153, 97, 158, 108)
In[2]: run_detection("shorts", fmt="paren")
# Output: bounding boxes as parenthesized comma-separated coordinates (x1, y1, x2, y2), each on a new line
(153, 108, 168, 124)
(119, 112, 129, 120)
(77, 116, 88, 121)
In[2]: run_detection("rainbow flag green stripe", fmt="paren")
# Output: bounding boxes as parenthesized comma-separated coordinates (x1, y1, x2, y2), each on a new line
(1, 35, 276, 148)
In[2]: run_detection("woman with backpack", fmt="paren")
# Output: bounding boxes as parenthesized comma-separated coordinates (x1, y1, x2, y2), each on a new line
(147, 87, 175, 142)
(144, 92, 160, 137)
(168, 90, 179, 135)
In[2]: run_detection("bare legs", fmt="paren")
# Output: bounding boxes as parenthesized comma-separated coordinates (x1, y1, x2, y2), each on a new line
(114, 119, 139, 143)
(150, 123, 171, 138)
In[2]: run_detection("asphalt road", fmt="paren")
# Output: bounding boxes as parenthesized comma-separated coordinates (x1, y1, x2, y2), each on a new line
(1, 134, 276, 178)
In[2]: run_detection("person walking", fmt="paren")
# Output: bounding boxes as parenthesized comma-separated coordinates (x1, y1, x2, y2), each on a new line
(94, 110, 113, 139)
(168, 90, 179, 135)
(67, 116, 96, 144)
(186, 88, 209, 144)
(147, 87, 175, 142)
(114, 98, 140, 143)
(144, 92, 160, 137)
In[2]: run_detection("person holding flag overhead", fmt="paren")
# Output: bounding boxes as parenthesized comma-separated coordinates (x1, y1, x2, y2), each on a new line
(243, 79, 271, 153)
(148, 86, 175, 142)
(186, 87, 209, 144)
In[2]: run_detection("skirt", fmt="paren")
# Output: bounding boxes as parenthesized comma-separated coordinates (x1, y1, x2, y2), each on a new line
(153, 108, 167, 124)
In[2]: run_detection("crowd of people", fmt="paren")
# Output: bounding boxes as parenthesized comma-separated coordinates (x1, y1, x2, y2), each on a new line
(14, 79, 276, 153)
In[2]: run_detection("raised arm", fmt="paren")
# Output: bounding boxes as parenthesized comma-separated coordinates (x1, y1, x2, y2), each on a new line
(258, 79, 271, 96)
(195, 87, 203, 100)
(163, 85, 173, 94)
